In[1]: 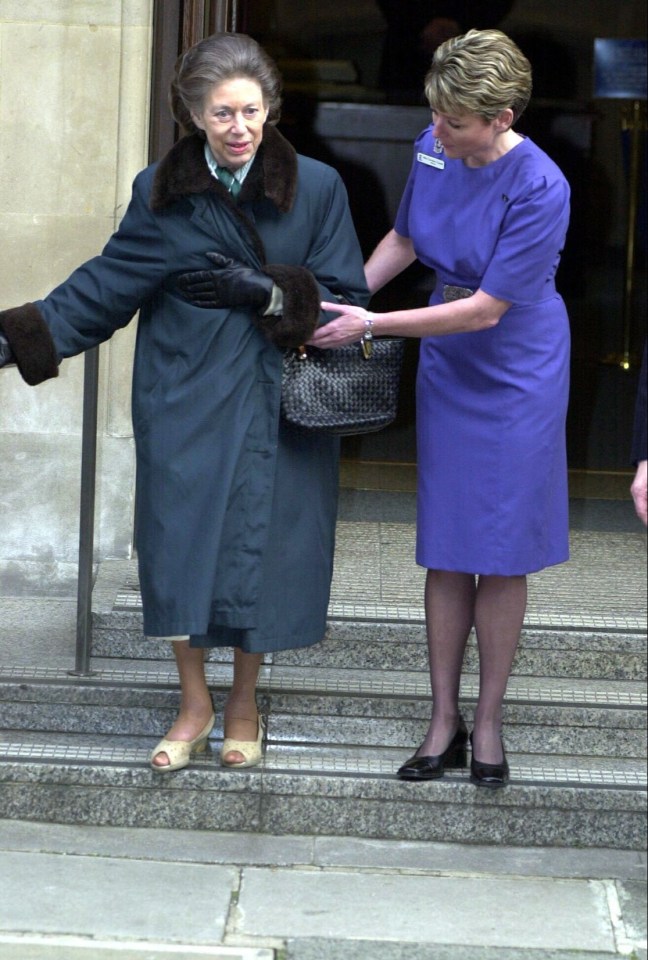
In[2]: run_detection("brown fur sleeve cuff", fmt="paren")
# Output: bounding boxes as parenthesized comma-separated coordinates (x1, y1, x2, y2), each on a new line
(258, 264, 321, 349)
(0, 303, 59, 385)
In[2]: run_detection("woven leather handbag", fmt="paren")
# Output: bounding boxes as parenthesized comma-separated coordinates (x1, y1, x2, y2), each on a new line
(281, 338, 406, 435)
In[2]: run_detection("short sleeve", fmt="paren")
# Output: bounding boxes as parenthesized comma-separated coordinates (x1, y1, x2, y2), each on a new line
(394, 142, 423, 238)
(480, 176, 570, 305)
(394, 170, 415, 238)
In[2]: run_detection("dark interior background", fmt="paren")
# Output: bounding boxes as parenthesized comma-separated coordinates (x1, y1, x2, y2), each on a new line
(242, 0, 647, 474)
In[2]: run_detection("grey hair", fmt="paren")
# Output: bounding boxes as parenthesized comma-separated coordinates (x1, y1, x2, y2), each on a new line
(170, 32, 283, 134)
(424, 29, 532, 123)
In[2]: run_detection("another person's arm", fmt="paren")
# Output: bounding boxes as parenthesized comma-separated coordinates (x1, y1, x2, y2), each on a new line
(311, 285, 508, 345)
(312, 226, 507, 345)
(630, 461, 647, 526)
(364, 229, 417, 293)
(630, 342, 647, 525)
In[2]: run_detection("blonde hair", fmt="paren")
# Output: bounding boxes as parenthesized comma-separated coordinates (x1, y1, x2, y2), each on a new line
(170, 32, 282, 134)
(424, 29, 532, 123)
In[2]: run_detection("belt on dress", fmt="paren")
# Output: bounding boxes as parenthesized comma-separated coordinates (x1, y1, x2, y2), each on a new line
(443, 284, 475, 302)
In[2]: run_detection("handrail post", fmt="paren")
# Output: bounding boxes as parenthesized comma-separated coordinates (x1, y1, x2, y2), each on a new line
(70, 347, 100, 676)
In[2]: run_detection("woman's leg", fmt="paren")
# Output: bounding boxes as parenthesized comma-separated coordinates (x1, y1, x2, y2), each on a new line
(472, 574, 527, 763)
(151, 639, 214, 768)
(222, 648, 264, 764)
(417, 569, 476, 756)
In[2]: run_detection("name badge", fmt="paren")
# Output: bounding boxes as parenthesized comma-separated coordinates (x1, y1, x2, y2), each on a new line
(417, 151, 445, 170)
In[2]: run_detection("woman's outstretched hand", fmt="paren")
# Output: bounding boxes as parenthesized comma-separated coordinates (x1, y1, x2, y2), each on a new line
(308, 301, 372, 348)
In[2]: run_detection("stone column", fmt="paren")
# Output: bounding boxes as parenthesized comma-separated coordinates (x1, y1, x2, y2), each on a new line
(0, 1, 154, 595)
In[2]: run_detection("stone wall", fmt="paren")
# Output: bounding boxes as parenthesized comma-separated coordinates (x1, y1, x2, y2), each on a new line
(0, 1, 153, 595)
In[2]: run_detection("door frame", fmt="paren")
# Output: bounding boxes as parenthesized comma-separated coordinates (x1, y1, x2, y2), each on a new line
(148, 0, 249, 162)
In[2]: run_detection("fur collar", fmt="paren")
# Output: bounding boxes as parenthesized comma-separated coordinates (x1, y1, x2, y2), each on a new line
(150, 124, 298, 214)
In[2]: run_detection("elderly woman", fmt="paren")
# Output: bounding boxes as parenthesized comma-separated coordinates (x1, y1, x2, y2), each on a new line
(0, 33, 368, 771)
(306, 29, 571, 788)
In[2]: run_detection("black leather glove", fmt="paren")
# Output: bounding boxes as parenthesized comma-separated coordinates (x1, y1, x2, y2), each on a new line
(0, 331, 16, 368)
(176, 252, 274, 313)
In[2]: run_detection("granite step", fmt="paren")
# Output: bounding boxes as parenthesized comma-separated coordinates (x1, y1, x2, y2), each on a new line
(3, 549, 646, 852)
(0, 674, 645, 759)
(1, 728, 645, 788)
(0, 640, 645, 852)
(2, 531, 645, 855)
(0, 731, 644, 849)
(92, 615, 647, 681)
(2, 726, 644, 780)
(3, 660, 644, 708)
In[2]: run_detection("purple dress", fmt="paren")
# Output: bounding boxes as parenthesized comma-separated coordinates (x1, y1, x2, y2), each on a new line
(395, 131, 571, 575)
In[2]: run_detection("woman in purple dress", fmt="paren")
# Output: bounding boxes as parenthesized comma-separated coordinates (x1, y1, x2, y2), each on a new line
(311, 29, 571, 788)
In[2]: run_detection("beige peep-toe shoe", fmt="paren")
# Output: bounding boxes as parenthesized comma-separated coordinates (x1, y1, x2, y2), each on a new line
(220, 715, 266, 769)
(150, 713, 215, 773)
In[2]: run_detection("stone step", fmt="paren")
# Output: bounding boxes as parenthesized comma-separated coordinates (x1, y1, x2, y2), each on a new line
(1, 730, 645, 787)
(96, 542, 648, 637)
(0, 676, 645, 759)
(1, 708, 644, 762)
(91, 616, 647, 682)
(2, 662, 646, 709)
(3, 584, 645, 852)
(0, 733, 644, 849)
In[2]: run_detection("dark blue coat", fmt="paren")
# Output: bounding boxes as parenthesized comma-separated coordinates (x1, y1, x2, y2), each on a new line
(22, 128, 369, 651)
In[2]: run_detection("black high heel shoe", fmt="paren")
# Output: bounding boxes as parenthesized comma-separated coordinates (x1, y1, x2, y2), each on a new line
(469, 732, 509, 789)
(397, 717, 469, 781)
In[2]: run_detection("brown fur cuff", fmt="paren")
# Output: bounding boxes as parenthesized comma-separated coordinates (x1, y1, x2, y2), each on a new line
(0, 303, 59, 385)
(259, 265, 321, 349)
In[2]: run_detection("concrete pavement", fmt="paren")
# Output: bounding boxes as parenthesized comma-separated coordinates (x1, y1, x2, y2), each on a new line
(0, 819, 645, 959)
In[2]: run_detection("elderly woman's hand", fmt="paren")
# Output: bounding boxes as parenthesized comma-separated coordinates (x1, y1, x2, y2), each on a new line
(308, 301, 371, 348)
(0, 332, 16, 368)
(177, 252, 274, 312)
